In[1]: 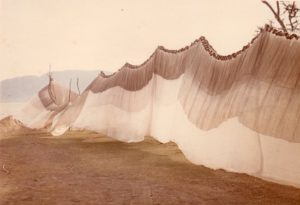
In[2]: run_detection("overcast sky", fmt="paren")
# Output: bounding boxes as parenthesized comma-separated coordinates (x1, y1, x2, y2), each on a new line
(0, 0, 275, 81)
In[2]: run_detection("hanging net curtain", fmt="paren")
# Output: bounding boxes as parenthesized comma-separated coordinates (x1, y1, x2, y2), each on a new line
(15, 25, 300, 187)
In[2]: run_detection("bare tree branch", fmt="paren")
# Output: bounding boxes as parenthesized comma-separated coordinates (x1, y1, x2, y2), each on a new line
(262, 1, 288, 33)
(288, 2, 295, 31)
(279, 1, 300, 32)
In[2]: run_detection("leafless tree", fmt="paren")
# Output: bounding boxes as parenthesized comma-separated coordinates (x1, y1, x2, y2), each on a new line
(282, 1, 300, 32)
(262, 1, 300, 33)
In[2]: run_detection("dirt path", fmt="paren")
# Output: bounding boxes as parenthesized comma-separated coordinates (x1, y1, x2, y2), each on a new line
(0, 129, 299, 205)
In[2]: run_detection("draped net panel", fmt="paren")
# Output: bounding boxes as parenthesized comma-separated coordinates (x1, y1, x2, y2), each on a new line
(15, 81, 78, 129)
(14, 26, 300, 187)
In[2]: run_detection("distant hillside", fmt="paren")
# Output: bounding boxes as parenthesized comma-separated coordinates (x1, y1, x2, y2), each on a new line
(0, 70, 100, 102)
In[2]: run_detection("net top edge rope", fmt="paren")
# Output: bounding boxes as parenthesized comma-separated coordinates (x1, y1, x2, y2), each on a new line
(98, 24, 299, 79)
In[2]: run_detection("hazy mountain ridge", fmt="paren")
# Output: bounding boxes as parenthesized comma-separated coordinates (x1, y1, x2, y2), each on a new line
(0, 70, 100, 102)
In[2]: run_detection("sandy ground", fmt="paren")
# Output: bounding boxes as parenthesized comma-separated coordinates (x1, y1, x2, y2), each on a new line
(0, 128, 300, 205)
